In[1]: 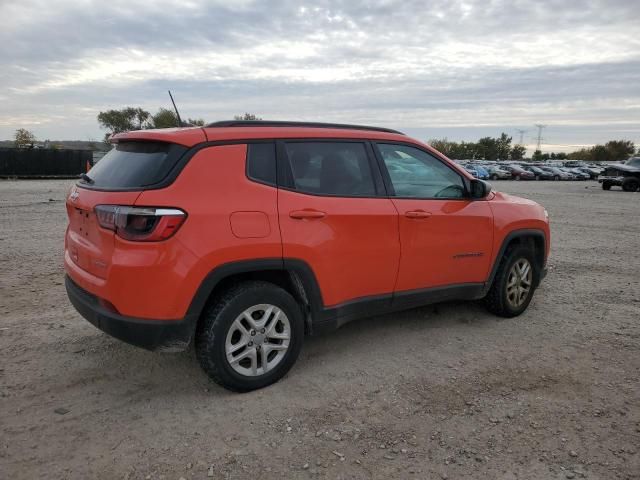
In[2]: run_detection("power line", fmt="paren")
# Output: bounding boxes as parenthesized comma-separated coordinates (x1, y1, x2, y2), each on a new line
(515, 129, 527, 145)
(534, 124, 547, 151)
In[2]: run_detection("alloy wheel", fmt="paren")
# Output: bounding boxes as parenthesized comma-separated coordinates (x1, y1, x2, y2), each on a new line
(506, 259, 532, 309)
(225, 304, 291, 377)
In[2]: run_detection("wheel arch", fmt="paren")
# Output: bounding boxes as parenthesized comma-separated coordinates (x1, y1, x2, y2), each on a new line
(184, 258, 324, 339)
(486, 229, 547, 292)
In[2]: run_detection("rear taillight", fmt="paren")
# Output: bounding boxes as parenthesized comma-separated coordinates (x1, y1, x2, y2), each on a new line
(95, 205, 186, 241)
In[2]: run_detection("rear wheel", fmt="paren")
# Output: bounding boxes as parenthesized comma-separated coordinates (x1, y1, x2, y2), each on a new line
(622, 178, 640, 192)
(515, 175, 521, 181)
(485, 245, 537, 318)
(602, 181, 612, 190)
(195, 281, 304, 392)
(491, 174, 499, 180)
(554, 175, 560, 181)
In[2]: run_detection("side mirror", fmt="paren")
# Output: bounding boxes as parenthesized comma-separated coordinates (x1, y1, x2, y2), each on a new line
(470, 179, 492, 199)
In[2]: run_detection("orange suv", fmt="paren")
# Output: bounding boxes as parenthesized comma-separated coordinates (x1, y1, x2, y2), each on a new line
(65, 121, 550, 391)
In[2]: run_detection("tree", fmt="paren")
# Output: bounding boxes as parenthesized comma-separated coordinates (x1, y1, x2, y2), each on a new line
(234, 113, 262, 121)
(97, 107, 150, 142)
(14, 128, 36, 148)
(532, 150, 543, 162)
(149, 109, 207, 128)
(510, 144, 526, 160)
(591, 145, 609, 162)
(476, 137, 499, 160)
(149, 108, 180, 129)
(566, 148, 592, 160)
(428, 138, 457, 158)
(605, 140, 635, 161)
(496, 133, 512, 160)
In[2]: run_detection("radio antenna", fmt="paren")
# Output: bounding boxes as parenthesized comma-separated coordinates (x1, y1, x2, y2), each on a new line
(168, 90, 183, 127)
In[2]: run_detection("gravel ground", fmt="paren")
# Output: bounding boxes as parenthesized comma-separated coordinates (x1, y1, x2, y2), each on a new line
(1, 179, 639, 480)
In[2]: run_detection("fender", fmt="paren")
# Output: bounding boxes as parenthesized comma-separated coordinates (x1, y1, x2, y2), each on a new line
(183, 258, 325, 335)
(484, 228, 548, 293)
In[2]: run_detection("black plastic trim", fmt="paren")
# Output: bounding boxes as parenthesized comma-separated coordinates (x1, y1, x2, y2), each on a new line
(65, 275, 194, 352)
(185, 258, 492, 335)
(484, 229, 548, 291)
(184, 258, 286, 324)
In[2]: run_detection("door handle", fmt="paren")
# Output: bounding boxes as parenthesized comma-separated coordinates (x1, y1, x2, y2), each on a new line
(289, 209, 326, 219)
(404, 210, 432, 219)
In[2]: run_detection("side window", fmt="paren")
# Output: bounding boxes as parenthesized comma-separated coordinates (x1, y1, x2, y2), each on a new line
(246, 142, 276, 185)
(283, 142, 376, 196)
(377, 144, 466, 199)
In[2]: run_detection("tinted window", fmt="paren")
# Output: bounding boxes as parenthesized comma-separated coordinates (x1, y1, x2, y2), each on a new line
(284, 142, 376, 196)
(378, 144, 465, 198)
(246, 142, 276, 185)
(84, 142, 186, 189)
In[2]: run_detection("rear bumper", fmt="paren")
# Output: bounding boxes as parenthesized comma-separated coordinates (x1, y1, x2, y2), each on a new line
(65, 275, 195, 352)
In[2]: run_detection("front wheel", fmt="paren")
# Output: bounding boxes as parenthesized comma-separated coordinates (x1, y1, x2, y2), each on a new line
(622, 178, 640, 192)
(195, 281, 304, 392)
(491, 174, 499, 180)
(602, 181, 612, 190)
(484, 245, 538, 317)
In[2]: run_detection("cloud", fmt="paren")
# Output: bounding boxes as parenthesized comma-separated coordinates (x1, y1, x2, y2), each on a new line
(1, 0, 638, 148)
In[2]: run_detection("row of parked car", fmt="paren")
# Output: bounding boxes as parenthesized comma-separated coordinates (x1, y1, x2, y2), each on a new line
(453, 160, 605, 181)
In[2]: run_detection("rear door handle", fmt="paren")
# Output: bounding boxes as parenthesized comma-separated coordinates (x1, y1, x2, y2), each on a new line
(404, 210, 432, 219)
(289, 209, 326, 219)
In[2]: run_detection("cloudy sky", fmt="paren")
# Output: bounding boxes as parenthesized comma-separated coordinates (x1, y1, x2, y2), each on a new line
(1, 0, 638, 152)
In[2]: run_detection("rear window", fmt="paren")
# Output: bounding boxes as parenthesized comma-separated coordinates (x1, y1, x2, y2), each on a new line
(83, 141, 187, 189)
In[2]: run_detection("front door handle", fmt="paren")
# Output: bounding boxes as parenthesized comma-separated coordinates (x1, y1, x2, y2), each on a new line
(404, 210, 432, 219)
(289, 209, 326, 220)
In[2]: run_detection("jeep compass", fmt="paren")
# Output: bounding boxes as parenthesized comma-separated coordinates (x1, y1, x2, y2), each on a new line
(65, 121, 550, 391)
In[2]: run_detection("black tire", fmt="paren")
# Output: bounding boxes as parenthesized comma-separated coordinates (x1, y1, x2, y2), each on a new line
(195, 281, 304, 392)
(602, 181, 612, 191)
(491, 174, 498, 180)
(484, 245, 538, 318)
(622, 178, 640, 192)
(554, 175, 559, 181)
(515, 175, 521, 181)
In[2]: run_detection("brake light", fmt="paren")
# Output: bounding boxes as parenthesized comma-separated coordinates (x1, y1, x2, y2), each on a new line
(95, 205, 186, 241)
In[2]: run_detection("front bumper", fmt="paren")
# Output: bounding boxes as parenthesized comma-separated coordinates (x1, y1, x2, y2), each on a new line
(65, 275, 195, 352)
(598, 176, 624, 186)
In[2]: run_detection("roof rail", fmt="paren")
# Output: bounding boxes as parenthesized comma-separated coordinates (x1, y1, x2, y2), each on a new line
(205, 120, 404, 135)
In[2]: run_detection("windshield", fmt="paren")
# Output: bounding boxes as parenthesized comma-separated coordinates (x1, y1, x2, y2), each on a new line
(626, 157, 640, 167)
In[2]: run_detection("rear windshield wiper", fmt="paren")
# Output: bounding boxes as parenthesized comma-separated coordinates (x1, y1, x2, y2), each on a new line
(80, 173, 94, 185)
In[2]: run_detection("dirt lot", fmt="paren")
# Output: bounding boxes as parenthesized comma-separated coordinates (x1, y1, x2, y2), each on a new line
(1, 179, 638, 480)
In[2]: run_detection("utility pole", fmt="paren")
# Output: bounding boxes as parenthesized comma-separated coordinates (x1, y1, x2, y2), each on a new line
(515, 129, 527, 145)
(534, 124, 547, 151)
